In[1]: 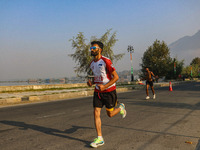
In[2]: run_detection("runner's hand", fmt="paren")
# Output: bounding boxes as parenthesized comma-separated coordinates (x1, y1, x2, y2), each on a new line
(87, 79, 92, 87)
(98, 84, 106, 91)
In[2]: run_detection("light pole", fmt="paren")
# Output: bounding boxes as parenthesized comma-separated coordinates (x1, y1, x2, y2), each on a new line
(174, 60, 176, 79)
(127, 45, 134, 81)
(199, 67, 200, 78)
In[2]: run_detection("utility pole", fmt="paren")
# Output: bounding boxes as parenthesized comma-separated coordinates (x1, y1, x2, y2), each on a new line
(127, 45, 134, 81)
(199, 67, 200, 78)
(174, 61, 176, 79)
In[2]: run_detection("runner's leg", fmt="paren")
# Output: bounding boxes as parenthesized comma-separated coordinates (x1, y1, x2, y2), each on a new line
(94, 107, 102, 136)
(151, 86, 155, 95)
(106, 108, 121, 117)
(146, 84, 149, 96)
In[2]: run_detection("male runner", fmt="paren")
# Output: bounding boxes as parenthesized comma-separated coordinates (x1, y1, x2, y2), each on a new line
(87, 41, 126, 148)
(145, 67, 156, 99)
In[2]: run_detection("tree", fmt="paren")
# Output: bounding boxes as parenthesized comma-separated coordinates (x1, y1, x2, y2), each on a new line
(182, 57, 200, 78)
(190, 57, 200, 66)
(69, 29, 124, 76)
(165, 58, 184, 79)
(190, 57, 200, 78)
(140, 39, 171, 78)
(182, 66, 193, 78)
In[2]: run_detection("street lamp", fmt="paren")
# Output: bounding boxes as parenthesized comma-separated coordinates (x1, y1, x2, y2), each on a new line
(127, 45, 134, 81)
(199, 67, 200, 78)
(174, 59, 176, 79)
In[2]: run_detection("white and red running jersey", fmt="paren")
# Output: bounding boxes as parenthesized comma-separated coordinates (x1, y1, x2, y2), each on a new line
(90, 56, 116, 93)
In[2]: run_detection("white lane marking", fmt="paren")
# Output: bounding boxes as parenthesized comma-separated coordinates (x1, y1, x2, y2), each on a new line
(73, 110, 79, 112)
(195, 139, 200, 150)
(37, 112, 66, 119)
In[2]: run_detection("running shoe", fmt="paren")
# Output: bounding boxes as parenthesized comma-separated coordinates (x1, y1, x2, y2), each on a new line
(153, 94, 156, 99)
(146, 96, 150, 100)
(119, 103, 127, 118)
(90, 137, 104, 148)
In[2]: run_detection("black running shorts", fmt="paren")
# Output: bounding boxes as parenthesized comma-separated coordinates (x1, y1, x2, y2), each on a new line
(93, 90, 118, 111)
(146, 80, 153, 87)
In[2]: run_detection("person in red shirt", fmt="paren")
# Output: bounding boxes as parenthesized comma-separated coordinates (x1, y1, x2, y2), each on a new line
(87, 41, 126, 148)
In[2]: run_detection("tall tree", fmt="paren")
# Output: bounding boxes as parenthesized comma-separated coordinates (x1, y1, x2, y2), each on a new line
(182, 57, 200, 78)
(69, 29, 124, 76)
(165, 58, 184, 79)
(190, 57, 200, 66)
(140, 39, 171, 78)
(190, 57, 200, 78)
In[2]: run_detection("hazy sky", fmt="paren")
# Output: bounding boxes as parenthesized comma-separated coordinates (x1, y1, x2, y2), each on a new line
(0, 0, 200, 81)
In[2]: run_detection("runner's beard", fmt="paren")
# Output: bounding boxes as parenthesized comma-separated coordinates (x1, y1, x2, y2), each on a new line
(91, 50, 99, 56)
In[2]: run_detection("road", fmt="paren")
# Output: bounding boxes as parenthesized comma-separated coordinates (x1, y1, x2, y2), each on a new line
(0, 81, 200, 150)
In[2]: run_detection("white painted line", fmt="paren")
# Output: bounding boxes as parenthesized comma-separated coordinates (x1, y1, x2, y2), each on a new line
(73, 109, 80, 112)
(195, 139, 200, 150)
(37, 112, 66, 119)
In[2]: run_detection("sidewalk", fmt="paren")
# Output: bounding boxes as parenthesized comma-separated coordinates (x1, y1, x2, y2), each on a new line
(0, 80, 197, 106)
(0, 86, 134, 106)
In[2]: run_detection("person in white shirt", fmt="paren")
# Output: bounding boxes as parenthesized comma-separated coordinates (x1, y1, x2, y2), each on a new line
(87, 41, 126, 148)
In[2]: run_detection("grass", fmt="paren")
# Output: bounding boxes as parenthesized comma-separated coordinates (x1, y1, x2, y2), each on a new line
(0, 86, 91, 94)
(0, 83, 141, 94)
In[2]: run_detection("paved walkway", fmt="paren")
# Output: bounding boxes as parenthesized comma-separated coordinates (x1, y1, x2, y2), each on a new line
(0, 88, 92, 99)
(0, 81, 197, 106)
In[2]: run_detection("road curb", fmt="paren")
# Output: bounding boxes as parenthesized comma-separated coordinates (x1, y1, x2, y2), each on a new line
(0, 80, 197, 106)
(0, 87, 131, 106)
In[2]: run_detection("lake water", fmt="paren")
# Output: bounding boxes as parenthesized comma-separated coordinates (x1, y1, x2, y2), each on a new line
(0, 82, 58, 86)
(0, 80, 85, 86)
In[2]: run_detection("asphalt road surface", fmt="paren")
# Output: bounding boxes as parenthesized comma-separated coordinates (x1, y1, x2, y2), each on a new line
(0, 81, 200, 150)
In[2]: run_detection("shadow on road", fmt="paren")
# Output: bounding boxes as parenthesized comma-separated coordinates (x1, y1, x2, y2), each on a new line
(0, 120, 92, 147)
(104, 109, 199, 150)
(127, 100, 200, 110)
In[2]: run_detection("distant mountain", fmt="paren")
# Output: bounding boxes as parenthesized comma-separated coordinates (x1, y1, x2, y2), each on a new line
(168, 30, 200, 65)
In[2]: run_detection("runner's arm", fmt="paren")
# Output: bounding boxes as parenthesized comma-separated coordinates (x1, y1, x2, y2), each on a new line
(87, 68, 94, 87)
(87, 79, 94, 87)
(98, 70, 119, 91)
(151, 72, 155, 77)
